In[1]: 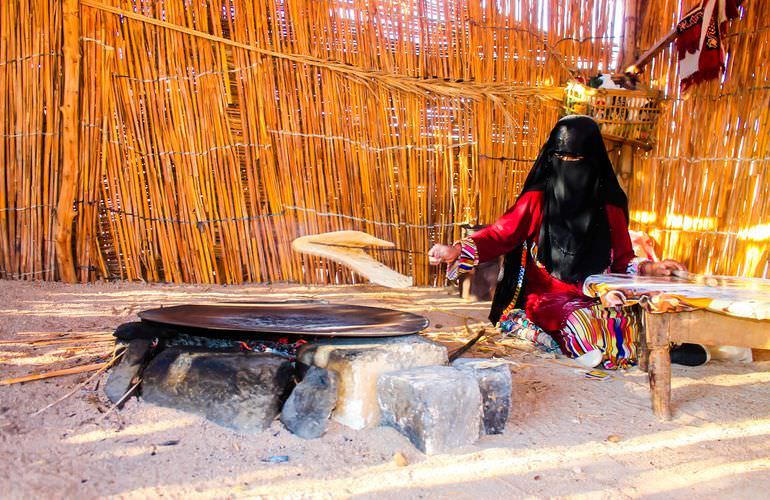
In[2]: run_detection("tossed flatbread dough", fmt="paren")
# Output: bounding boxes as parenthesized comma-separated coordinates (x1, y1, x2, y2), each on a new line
(291, 231, 413, 289)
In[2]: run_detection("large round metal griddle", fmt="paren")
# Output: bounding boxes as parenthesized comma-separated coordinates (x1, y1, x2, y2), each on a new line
(138, 303, 429, 337)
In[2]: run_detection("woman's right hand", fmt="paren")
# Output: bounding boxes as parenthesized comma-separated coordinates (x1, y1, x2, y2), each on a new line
(428, 244, 461, 265)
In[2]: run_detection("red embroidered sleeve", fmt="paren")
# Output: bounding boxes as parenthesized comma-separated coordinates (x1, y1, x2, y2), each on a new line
(468, 191, 542, 263)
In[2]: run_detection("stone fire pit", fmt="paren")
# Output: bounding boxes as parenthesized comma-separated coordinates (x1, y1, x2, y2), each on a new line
(105, 303, 512, 454)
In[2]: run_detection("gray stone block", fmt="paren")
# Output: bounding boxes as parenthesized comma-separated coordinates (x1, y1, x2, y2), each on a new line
(142, 348, 294, 433)
(452, 358, 512, 434)
(298, 335, 448, 429)
(281, 367, 338, 439)
(378, 366, 482, 454)
(104, 338, 152, 404)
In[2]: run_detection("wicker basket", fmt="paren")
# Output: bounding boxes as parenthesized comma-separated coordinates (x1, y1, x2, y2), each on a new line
(563, 83, 663, 145)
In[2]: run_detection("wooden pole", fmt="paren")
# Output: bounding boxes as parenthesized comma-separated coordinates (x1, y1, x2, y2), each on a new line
(55, 0, 80, 282)
(617, 0, 639, 197)
(621, 0, 640, 70)
(633, 28, 677, 70)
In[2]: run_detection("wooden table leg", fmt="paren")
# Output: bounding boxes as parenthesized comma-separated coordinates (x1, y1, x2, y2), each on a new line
(637, 311, 650, 372)
(637, 341, 650, 372)
(645, 312, 672, 420)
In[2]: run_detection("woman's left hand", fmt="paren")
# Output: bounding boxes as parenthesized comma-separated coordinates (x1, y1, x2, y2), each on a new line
(639, 259, 687, 277)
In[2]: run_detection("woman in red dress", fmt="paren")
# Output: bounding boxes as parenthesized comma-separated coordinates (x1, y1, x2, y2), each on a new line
(429, 116, 684, 369)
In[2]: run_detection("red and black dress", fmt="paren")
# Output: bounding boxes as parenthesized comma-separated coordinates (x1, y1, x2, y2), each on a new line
(448, 116, 645, 369)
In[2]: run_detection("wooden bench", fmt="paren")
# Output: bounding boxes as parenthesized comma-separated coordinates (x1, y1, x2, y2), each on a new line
(641, 309, 770, 420)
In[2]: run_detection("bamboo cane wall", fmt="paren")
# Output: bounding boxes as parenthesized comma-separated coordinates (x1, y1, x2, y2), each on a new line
(0, 1, 61, 281)
(632, 0, 769, 278)
(1, 0, 766, 285)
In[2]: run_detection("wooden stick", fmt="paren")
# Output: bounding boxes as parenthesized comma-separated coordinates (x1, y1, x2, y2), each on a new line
(32, 350, 124, 416)
(0, 362, 107, 386)
(98, 379, 142, 420)
(448, 327, 489, 362)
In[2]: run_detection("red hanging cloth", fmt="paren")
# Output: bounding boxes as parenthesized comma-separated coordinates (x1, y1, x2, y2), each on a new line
(676, 0, 743, 90)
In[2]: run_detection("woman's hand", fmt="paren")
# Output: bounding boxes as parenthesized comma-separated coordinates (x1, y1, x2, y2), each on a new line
(639, 259, 687, 277)
(428, 244, 461, 265)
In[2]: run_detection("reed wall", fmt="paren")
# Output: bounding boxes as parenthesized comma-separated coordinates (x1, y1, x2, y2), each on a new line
(1, 0, 766, 284)
(0, 1, 61, 281)
(632, 0, 769, 278)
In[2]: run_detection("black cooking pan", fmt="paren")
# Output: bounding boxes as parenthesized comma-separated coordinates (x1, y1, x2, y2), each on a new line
(138, 303, 429, 337)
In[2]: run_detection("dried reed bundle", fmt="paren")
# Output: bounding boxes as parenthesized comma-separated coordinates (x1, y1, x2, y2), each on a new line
(0, 330, 116, 386)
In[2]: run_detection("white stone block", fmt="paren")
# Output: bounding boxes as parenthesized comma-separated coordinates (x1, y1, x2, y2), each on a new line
(297, 335, 447, 429)
(378, 366, 482, 454)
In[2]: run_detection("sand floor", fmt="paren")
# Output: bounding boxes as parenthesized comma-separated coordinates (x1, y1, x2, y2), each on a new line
(1, 280, 768, 499)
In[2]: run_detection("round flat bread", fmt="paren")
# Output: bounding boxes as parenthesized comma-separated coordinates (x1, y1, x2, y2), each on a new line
(292, 231, 413, 289)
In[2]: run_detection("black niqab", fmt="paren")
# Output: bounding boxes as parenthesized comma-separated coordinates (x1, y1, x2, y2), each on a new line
(489, 115, 628, 324)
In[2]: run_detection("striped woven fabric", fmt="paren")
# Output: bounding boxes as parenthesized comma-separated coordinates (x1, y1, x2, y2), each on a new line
(560, 303, 642, 369)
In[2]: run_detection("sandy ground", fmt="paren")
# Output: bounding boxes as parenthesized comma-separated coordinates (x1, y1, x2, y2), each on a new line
(1, 280, 769, 499)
